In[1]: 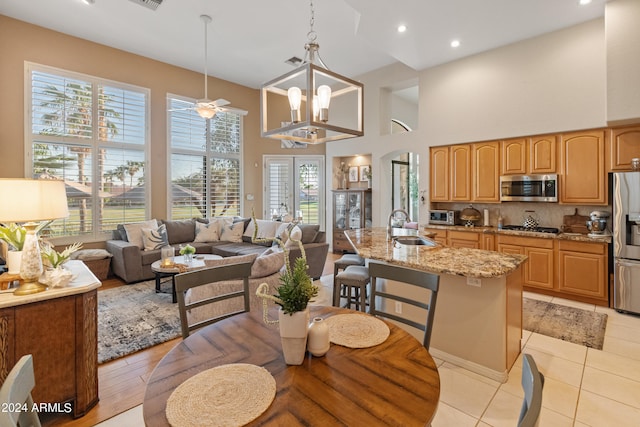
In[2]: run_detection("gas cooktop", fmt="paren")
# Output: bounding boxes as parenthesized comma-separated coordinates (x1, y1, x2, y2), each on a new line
(501, 225, 560, 234)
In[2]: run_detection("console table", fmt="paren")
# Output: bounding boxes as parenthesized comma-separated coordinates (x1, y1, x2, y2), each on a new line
(0, 261, 100, 418)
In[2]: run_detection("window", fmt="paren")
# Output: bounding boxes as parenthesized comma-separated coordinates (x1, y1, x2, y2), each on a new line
(168, 96, 244, 219)
(264, 156, 324, 227)
(27, 64, 149, 241)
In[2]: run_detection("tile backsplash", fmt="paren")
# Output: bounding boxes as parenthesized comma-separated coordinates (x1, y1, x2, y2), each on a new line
(431, 202, 611, 231)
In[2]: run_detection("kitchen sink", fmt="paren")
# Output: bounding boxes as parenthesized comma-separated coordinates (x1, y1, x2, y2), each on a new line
(393, 236, 438, 247)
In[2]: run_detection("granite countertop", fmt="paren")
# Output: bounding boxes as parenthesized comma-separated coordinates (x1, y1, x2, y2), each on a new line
(424, 224, 612, 244)
(345, 228, 526, 279)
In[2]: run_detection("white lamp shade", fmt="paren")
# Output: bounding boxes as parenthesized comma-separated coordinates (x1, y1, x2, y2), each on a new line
(0, 179, 69, 223)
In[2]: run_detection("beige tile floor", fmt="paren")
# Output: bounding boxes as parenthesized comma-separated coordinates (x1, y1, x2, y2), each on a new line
(97, 284, 640, 427)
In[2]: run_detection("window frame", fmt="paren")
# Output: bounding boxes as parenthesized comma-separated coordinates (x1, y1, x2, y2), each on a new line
(167, 93, 245, 220)
(25, 62, 151, 244)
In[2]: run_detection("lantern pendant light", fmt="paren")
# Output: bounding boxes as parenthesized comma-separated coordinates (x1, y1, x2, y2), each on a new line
(260, 0, 364, 144)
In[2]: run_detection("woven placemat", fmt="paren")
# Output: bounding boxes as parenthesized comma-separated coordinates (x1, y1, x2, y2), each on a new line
(165, 363, 276, 427)
(324, 314, 390, 348)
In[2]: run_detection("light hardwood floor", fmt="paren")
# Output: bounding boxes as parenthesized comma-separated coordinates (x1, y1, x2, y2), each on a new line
(41, 253, 341, 426)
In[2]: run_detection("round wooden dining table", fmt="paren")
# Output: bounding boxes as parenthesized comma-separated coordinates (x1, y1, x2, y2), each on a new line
(142, 305, 440, 426)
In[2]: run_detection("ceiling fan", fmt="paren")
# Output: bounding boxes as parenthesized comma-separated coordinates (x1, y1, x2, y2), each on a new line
(170, 15, 245, 119)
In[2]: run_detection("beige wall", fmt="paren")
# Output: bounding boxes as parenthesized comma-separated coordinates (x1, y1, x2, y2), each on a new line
(606, 0, 640, 124)
(0, 15, 324, 229)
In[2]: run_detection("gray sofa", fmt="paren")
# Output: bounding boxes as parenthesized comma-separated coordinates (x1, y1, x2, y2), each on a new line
(106, 218, 329, 283)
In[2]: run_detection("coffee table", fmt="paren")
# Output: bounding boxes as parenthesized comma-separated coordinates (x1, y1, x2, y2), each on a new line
(151, 254, 222, 303)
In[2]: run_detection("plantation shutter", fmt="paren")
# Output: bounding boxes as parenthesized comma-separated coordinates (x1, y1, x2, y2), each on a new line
(168, 96, 243, 219)
(29, 66, 148, 238)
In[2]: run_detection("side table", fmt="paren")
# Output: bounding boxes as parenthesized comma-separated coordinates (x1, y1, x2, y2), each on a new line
(151, 255, 222, 303)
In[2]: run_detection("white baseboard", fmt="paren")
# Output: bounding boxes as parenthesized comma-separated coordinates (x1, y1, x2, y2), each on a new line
(429, 347, 509, 383)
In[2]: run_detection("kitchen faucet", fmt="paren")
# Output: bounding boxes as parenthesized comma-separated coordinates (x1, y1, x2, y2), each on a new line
(387, 209, 411, 240)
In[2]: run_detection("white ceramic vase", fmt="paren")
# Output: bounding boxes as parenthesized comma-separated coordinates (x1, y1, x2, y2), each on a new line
(6, 250, 22, 275)
(307, 317, 330, 357)
(278, 308, 310, 365)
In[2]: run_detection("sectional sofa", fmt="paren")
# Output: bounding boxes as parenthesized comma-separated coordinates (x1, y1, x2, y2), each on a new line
(105, 217, 329, 284)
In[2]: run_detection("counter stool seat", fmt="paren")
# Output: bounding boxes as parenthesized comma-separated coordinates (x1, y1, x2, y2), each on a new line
(333, 265, 370, 312)
(333, 254, 365, 303)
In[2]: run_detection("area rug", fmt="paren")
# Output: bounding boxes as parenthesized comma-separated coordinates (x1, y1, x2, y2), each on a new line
(523, 298, 607, 350)
(97, 275, 333, 364)
(98, 280, 181, 363)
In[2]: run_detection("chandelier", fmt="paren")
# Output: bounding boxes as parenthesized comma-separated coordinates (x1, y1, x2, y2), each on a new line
(260, 0, 364, 144)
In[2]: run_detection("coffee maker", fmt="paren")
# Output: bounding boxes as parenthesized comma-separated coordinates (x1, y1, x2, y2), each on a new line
(586, 210, 610, 237)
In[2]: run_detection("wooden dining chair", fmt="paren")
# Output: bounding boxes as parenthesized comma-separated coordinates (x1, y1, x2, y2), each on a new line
(368, 261, 439, 349)
(175, 260, 253, 338)
(0, 354, 42, 427)
(518, 353, 545, 427)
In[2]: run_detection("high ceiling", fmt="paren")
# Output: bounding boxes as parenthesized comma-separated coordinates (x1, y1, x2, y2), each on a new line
(0, 0, 609, 89)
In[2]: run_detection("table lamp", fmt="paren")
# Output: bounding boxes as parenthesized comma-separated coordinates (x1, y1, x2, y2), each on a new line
(0, 179, 69, 295)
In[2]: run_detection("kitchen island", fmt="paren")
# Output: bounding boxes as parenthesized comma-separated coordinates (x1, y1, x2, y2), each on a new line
(346, 227, 527, 382)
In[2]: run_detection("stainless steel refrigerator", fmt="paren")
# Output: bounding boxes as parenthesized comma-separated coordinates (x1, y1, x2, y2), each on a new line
(613, 172, 640, 315)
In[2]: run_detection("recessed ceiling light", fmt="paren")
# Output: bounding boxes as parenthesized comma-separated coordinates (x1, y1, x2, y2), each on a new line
(397, 24, 407, 33)
(578, 0, 592, 5)
(82, 0, 95, 4)
(451, 40, 461, 48)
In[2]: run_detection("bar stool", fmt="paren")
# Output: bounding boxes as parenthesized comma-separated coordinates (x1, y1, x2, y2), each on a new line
(333, 254, 365, 302)
(333, 265, 370, 312)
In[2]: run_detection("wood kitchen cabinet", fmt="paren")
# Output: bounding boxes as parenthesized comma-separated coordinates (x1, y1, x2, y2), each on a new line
(560, 129, 607, 205)
(497, 235, 554, 290)
(501, 136, 557, 175)
(424, 228, 447, 245)
(430, 144, 471, 202)
(451, 145, 471, 201)
(430, 146, 449, 202)
(472, 141, 500, 202)
(529, 135, 557, 174)
(608, 125, 640, 171)
(481, 234, 495, 251)
(557, 240, 608, 302)
(501, 138, 527, 175)
(448, 230, 480, 249)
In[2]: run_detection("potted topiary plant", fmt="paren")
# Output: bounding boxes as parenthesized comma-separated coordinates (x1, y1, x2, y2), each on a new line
(253, 213, 318, 365)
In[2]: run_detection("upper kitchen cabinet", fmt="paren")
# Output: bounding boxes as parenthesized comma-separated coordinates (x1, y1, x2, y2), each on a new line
(608, 125, 640, 171)
(472, 141, 500, 202)
(501, 136, 556, 175)
(560, 129, 607, 205)
(430, 146, 449, 201)
(529, 135, 557, 174)
(501, 138, 527, 175)
(450, 145, 471, 201)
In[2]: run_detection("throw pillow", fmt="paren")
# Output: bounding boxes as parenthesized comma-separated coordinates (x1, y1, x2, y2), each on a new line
(141, 224, 169, 251)
(243, 219, 279, 241)
(194, 221, 219, 242)
(219, 220, 244, 242)
(123, 219, 159, 249)
(250, 248, 285, 278)
(284, 225, 303, 249)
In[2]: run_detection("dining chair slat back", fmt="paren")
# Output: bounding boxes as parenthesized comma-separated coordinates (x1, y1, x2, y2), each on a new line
(368, 261, 439, 349)
(518, 353, 545, 427)
(175, 261, 253, 339)
(0, 354, 42, 427)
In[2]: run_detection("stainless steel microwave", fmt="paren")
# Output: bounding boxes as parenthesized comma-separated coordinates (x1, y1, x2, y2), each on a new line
(429, 210, 459, 225)
(500, 174, 558, 202)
